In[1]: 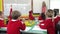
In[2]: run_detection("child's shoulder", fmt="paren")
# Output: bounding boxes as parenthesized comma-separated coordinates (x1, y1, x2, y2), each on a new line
(43, 18, 52, 22)
(16, 20, 22, 23)
(46, 18, 52, 20)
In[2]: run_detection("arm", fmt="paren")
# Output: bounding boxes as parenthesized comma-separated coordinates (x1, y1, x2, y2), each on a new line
(54, 16, 60, 25)
(38, 16, 43, 20)
(39, 19, 51, 29)
(0, 20, 7, 27)
(19, 21, 26, 30)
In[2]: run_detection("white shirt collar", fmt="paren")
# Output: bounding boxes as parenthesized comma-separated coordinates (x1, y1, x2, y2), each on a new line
(11, 19, 17, 21)
(54, 16, 57, 19)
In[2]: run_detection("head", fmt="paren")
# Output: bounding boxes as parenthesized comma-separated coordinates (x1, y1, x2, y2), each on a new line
(46, 9, 54, 18)
(42, 1, 46, 7)
(0, 11, 4, 18)
(29, 10, 33, 14)
(11, 10, 21, 20)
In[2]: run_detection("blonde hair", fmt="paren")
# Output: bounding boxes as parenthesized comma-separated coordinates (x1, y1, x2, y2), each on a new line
(42, 1, 46, 7)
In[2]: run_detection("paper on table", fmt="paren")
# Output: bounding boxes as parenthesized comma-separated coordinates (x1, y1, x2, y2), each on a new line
(1, 27, 31, 31)
(1, 27, 7, 31)
(32, 25, 47, 31)
(20, 27, 31, 31)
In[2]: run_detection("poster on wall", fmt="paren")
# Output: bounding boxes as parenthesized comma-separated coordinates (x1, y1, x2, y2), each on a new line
(33, 0, 50, 13)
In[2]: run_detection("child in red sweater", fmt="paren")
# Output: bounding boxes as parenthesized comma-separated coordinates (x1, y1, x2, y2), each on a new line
(29, 10, 34, 20)
(39, 9, 55, 34)
(7, 10, 26, 34)
(38, 13, 46, 20)
(0, 11, 6, 27)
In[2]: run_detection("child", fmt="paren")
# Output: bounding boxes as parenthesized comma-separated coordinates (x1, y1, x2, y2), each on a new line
(39, 9, 55, 34)
(0, 11, 6, 27)
(7, 10, 26, 34)
(42, 1, 47, 13)
(29, 10, 34, 20)
(38, 13, 46, 20)
(54, 14, 60, 34)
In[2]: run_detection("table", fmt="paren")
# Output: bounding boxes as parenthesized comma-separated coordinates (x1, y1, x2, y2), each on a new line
(0, 25, 47, 34)
(0, 20, 47, 34)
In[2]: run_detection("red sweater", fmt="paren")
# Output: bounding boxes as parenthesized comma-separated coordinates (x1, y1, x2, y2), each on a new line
(54, 16, 60, 25)
(29, 10, 34, 20)
(7, 20, 26, 34)
(38, 16, 43, 20)
(29, 15, 34, 20)
(0, 19, 6, 27)
(39, 18, 55, 34)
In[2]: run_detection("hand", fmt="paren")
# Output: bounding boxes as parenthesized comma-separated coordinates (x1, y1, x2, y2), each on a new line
(22, 18, 25, 24)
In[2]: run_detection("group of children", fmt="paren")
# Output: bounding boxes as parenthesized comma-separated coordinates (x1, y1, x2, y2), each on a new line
(39, 9, 60, 34)
(0, 11, 26, 34)
(0, 9, 60, 34)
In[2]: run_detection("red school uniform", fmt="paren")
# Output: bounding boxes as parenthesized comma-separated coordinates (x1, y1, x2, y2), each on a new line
(38, 13, 46, 20)
(0, 18, 6, 27)
(38, 16, 43, 20)
(54, 16, 60, 25)
(29, 15, 34, 20)
(54, 16, 60, 34)
(7, 19, 26, 34)
(29, 10, 34, 20)
(39, 18, 55, 34)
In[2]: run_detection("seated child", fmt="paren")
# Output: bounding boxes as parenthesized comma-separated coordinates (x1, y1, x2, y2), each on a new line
(39, 9, 56, 34)
(7, 10, 26, 34)
(29, 10, 35, 20)
(0, 11, 6, 27)
(38, 13, 46, 20)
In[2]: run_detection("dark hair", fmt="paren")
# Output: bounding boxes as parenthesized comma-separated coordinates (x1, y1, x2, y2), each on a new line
(11, 10, 21, 19)
(48, 9, 53, 13)
(41, 13, 46, 20)
(47, 9, 54, 17)
(0, 11, 3, 16)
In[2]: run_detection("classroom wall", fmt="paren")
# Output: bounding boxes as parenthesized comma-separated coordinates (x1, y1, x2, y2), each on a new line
(33, 0, 50, 13)
(50, 0, 60, 14)
(4, 0, 50, 16)
(4, 0, 31, 16)
(3, 0, 60, 18)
